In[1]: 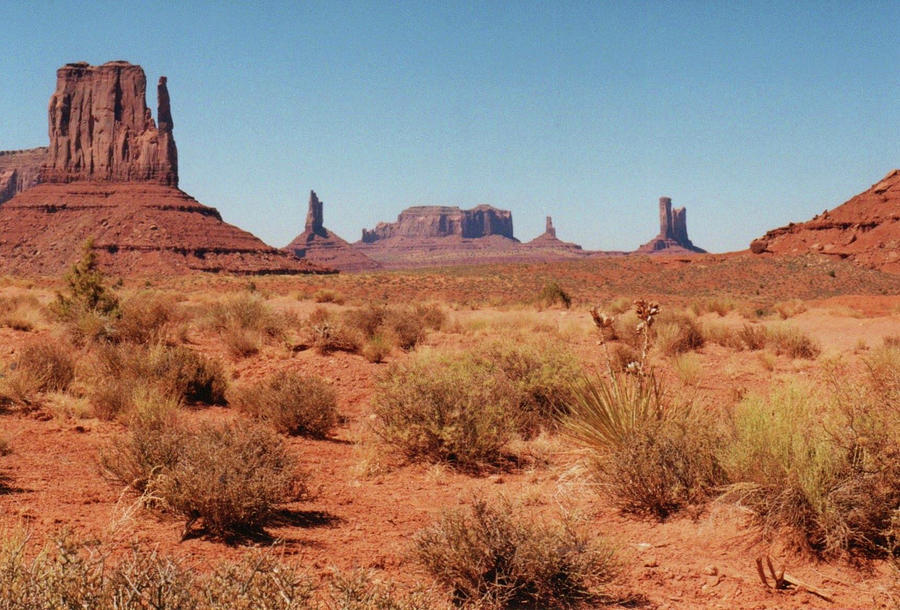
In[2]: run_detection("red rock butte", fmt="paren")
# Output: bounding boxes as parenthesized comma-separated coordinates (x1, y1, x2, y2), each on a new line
(0, 61, 330, 275)
(285, 190, 380, 272)
(751, 169, 900, 274)
(636, 197, 706, 254)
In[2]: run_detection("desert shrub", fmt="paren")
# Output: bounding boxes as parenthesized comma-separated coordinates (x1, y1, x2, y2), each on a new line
(204, 293, 287, 358)
(307, 307, 364, 353)
(153, 422, 305, 538)
(0, 293, 44, 331)
(313, 288, 345, 304)
(537, 281, 572, 309)
(607, 343, 639, 372)
(112, 291, 179, 344)
(326, 570, 439, 610)
(766, 325, 821, 359)
(14, 342, 75, 393)
(362, 334, 392, 363)
(774, 299, 807, 319)
(597, 406, 726, 519)
(883, 335, 900, 349)
(415, 498, 618, 608)
(231, 370, 337, 437)
(100, 391, 184, 491)
(89, 344, 227, 418)
(721, 378, 900, 557)
(104, 409, 304, 538)
(672, 352, 702, 386)
(222, 326, 260, 358)
(604, 296, 632, 315)
(654, 311, 704, 356)
(373, 351, 517, 470)
(413, 302, 447, 331)
(701, 321, 744, 350)
(0, 532, 314, 608)
(737, 323, 768, 350)
(470, 338, 582, 434)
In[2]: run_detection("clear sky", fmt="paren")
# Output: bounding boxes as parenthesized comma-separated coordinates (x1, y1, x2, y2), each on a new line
(2, 1, 898, 253)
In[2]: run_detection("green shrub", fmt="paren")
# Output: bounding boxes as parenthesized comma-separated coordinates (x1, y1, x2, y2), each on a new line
(471, 338, 582, 434)
(415, 498, 618, 608)
(52, 239, 120, 321)
(373, 351, 517, 470)
(721, 379, 900, 557)
(231, 370, 337, 437)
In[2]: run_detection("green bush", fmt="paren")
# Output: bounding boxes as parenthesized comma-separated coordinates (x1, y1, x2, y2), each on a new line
(415, 498, 618, 608)
(721, 378, 900, 557)
(471, 338, 582, 434)
(374, 351, 517, 470)
(231, 370, 337, 437)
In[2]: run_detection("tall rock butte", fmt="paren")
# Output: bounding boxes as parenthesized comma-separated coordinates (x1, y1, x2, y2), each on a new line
(636, 197, 706, 254)
(750, 169, 900, 274)
(0, 61, 328, 275)
(285, 191, 380, 271)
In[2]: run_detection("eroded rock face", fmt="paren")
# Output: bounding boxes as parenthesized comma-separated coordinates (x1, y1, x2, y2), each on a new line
(361, 205, 515, 242)
(750, 169, 900, 273)
(636, 197, 707, 254)
(42, 61, 178, 186)
(285, 191, 380, 271)
(0, 148, 48, 204)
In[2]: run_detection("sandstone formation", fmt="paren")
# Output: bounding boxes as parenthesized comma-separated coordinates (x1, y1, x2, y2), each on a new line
(525, 215, 584, 253)
(285, 191, 380, 272)
(636, 197, 707, 254)
(361, 205, 516, 242)
(750, 169, 900, 274)
(42, 61, 178, 186)
(0, 61, 329, 275)
(0, 148, 48, 204)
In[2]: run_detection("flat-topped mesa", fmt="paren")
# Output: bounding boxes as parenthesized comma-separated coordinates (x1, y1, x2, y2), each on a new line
(361, 204, 515, 242)
(42, 61, 178, 186)
(636, 196, 706, 254)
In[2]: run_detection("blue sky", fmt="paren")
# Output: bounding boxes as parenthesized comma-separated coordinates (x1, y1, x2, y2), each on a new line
(1, 1, 898, 252)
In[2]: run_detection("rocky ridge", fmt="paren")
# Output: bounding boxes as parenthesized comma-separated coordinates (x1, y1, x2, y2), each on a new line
(0, 61, 328, 276)
(750, 169, 900, 274)
(0, 148, 48, 205)
(285, 191, 380, 272)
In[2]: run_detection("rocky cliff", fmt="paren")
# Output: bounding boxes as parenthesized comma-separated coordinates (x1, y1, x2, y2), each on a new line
(636, 197, 706, 254)
(285, 191, 379, 272)
(41, 61, 178, 186)
(750, 169, 900, 274)
(0, 148, 48, 204)
(0, 61, 328, 275)
(361, 205, 516, 242)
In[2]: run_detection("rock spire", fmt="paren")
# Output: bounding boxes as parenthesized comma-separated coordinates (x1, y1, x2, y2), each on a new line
(636, 196, 706, 254)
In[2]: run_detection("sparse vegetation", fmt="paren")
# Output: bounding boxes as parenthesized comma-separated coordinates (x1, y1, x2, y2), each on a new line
(374, 350, 517, 470)
(765, 324, 821, 359)
(103, 405, 305, 538)
(537, 280, 572, 309)
(231, 370, 338, 437)
(415, 498, 618, 608)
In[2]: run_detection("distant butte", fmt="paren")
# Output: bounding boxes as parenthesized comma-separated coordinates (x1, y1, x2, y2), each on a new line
(0, 61, 329, 275)
(636, 197, 707, 254)
(285, 191, 380, 272)
(751, 169, 900, 274)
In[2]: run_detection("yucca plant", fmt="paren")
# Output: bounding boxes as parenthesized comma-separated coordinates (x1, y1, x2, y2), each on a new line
(563, 370, 664, 453)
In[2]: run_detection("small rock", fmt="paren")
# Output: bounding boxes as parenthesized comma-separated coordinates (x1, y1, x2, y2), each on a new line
(702, 565, 718, 576)
(643, 558, 658, 568)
